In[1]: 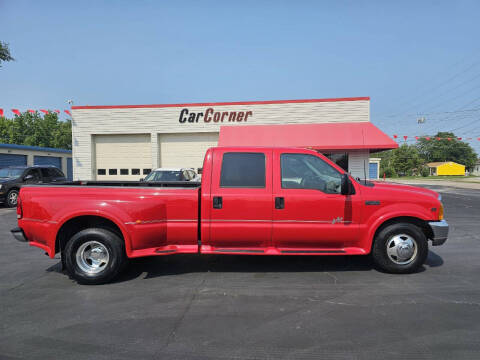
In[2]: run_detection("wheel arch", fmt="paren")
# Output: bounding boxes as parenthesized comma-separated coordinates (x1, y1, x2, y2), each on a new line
(370, 216, 433, 251)
(55, 215, 127, 254)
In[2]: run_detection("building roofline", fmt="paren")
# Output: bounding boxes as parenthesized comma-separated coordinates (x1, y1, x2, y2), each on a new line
(71, 96, 370, 110)
(0, 143, 72, 154)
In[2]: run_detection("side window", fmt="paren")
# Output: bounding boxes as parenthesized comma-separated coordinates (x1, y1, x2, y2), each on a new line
(25, 169, 40, 180)
(220, 152, 265, 188)
(47, 168, 63, 177)
(281, 153, 342, 194)
(40, 168, 50, 178)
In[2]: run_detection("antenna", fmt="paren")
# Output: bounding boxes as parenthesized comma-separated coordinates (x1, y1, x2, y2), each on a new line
(362, 128, 367, 184)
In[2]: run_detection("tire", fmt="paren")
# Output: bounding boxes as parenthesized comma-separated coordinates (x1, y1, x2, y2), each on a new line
(64, 228, 126, 285)
(372, 222, 428, 274)
(6, 189, 19, 208)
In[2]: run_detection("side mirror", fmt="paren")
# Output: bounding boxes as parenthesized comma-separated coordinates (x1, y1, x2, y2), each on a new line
(139, 178, 144, 182)
(23, 174, 34, 181)
(341, 173, 352, 195)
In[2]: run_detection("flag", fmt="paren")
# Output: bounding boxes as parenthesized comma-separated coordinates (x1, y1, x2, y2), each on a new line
(64, 110, 72, 116)
(28, 109, 35, 114)
(12, 109, 21, 116)
(0, 109, 3, 117)
(54, 109, 60, 114)
(40, 109, 49, 115)
(403, 136, 408, 141)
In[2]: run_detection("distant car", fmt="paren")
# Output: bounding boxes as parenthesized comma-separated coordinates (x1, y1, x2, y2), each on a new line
(143, 168, 200, 182)
(0, 165, 66, 207)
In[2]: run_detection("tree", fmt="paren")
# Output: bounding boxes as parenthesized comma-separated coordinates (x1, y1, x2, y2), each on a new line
(0, 112, 72, 149)
(0, 42, 14, 67)
(416, 132, 478, 170)
(377, 144, 424, 177)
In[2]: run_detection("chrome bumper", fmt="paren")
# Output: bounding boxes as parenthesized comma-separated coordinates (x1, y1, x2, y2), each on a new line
(428, 220, 449, 246)
(11, 227, 28, 242)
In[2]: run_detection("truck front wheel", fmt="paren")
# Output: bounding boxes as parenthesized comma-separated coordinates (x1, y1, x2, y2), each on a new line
(64, 228, 126, 285)
(372, 222, 428, 273)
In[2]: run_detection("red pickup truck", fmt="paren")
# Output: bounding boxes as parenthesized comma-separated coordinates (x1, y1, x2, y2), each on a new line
(11, 147, 448, 284)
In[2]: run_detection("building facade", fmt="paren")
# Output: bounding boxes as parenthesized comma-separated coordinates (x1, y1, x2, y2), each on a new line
(0, 143, 72, 180)
(427, 161, 466, 176)
(71, 96, 394, 181)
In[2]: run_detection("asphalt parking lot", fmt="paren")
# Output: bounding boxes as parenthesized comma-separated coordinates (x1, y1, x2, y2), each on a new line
(1, 186, 479, 360)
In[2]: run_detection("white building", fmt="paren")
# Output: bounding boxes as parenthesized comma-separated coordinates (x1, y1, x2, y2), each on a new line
(71, 96, 396, 181)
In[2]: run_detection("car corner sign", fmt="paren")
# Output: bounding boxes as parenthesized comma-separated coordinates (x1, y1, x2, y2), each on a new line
(179, 108, 253, 124)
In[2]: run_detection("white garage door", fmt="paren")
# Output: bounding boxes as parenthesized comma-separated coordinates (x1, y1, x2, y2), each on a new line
(94, 134, 152, 180)
(159, 133, 219, 169)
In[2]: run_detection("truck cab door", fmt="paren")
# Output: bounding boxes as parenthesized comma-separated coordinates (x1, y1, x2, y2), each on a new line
(204, 149, 273, 252)
(272, 150, 361, 252)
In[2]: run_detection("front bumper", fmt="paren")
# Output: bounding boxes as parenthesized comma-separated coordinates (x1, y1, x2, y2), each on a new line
(11, 227, 28, 242)
(428, 220, 449, 246)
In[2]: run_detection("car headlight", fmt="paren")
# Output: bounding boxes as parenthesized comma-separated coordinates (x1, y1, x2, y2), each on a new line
(0, 184, 3, 190)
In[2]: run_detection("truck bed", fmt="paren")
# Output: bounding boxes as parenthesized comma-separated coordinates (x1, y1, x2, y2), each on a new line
(18, 184, 201, 258)
(45, 180, 201, 188)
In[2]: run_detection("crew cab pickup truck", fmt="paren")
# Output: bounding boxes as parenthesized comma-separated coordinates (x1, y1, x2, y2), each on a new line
(11, 147, 449, 284)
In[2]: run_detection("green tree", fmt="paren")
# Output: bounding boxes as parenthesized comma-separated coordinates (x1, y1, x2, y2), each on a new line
(377, 144, 424, 177)
(416, 131, 477, 170)
(0, 111, 71, 149)
(0, 41, 14, 67)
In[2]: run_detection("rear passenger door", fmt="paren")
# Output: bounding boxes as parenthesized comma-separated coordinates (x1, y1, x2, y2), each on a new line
(208, 149, 273, 251)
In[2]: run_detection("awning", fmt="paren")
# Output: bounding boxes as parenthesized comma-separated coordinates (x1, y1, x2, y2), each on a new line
(218, 122, 398, 151)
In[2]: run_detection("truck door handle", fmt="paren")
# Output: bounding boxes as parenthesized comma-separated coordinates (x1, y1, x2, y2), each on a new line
(213, 196, 223, 209)
(275, 197, 284, 209)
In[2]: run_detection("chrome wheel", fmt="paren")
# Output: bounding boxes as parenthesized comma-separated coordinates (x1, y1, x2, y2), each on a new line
(75, 241, 110, 274)
(386, 234, 418, 265)
(8, 191, 18, 206)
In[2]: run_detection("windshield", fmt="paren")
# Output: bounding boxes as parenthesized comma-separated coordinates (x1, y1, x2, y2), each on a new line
(0, 168, 24, 178)
(144, 170, 183, 181)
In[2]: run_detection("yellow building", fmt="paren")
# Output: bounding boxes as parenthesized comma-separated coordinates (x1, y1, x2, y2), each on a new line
(427, 161, 465, 176)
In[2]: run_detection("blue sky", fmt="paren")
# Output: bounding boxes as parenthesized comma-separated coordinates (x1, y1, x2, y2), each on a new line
(1, 0, 479, 152)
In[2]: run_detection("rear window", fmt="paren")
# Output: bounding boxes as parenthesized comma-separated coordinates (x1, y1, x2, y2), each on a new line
(220, 152, 265, 188)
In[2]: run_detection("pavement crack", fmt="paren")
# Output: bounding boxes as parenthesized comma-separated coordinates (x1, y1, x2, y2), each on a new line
(162, 275, 206, 350)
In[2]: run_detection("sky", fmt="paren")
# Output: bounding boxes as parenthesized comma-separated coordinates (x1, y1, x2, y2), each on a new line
(1, 0, 480, 153)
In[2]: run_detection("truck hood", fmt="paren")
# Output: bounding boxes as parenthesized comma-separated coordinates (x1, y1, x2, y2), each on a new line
(368, 181, 439, 199)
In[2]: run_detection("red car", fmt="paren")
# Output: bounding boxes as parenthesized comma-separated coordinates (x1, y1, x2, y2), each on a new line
(11, 147, 448, 284)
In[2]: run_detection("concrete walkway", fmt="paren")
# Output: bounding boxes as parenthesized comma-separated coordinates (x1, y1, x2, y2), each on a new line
(384, 177, 480, 190)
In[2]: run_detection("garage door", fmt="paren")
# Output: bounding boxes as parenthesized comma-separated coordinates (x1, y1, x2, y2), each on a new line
(67, 158, 73, 181)
(34, 155, 62, 169)
(0, 154, 27, 168)
(369, 162, 378, 179)
(159, 133, 219, 169)
(95, 134, 151, 180)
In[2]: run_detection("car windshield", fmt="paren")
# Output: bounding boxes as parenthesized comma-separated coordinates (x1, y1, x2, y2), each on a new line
(0, 168, 24, 178)
(144, 170, 183, 181)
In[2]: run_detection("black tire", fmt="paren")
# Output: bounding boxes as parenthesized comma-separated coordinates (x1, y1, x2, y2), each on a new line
(6, 189, 19, 207)
(372, 222, 428, 274)
(64, 228, 126, 285)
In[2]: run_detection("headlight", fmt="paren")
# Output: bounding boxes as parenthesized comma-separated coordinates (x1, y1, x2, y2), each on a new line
(438, 194, 442, 201)
(0, 184, 3, 190)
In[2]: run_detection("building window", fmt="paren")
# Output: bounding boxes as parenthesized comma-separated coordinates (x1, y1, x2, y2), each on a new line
(220, 152, 266, 188)
(143, 169, 151, 175)
(97, 169, 106, 175)
(132, 169, 140, 175)
(322, 152, 349, 172)
(109, 169, 117, 175)
(120, 169, 129, 175)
